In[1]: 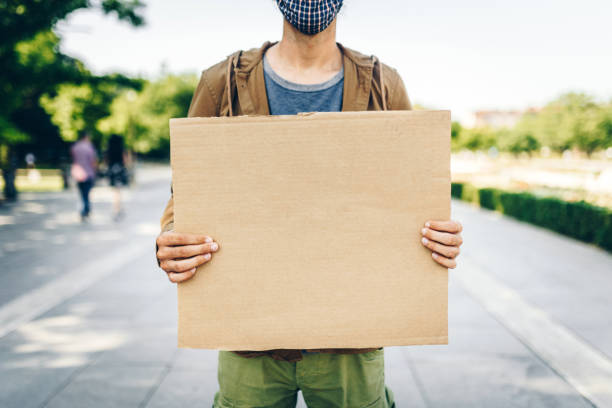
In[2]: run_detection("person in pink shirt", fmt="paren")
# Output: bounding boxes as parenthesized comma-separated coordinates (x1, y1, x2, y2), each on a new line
(70, 131, 97, 220)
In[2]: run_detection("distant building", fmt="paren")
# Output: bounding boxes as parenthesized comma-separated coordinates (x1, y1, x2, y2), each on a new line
(464, 108, 540, 128)
(468, 110, 524, 129)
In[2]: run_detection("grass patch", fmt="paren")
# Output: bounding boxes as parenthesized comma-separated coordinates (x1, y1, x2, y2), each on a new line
(0, 169, 64, 193)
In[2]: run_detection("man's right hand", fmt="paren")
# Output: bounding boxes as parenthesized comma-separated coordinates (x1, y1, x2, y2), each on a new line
(156, 232, 219, 283)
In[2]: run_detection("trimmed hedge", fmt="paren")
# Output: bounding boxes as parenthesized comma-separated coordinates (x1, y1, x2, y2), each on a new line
(478, 188, 501, 211)
(451, 182, 612, 252)
(451, 183, 463, 199)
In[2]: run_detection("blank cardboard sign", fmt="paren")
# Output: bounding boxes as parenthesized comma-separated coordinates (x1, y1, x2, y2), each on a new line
(170, 110, 450, 350)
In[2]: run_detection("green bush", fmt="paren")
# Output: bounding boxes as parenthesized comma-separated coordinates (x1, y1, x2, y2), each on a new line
(453, 183, 611, 252)
(498, 192, 534, 221)
(532, 197, 567, 234)
(451, 182, 463, 199)
(563, 201, 610, 242)
(478, 188, 500, 210)
(461, 183, 479, 203)
(596, 221, 612, 251)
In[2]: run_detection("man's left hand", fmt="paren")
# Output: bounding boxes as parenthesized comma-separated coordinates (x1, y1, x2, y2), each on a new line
(420, 220, 463, 269)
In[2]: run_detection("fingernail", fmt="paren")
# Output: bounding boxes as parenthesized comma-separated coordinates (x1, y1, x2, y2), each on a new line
(190, 267, 196, 273)
(204, 253, 211, 260)
(422, 237, 428, 245)
(425, 222, 431, 228)
(421, 228, 427, 235)
(205, 237, 213, 243)
(210, 242, 218, 251)
(432, 252, 438, 259)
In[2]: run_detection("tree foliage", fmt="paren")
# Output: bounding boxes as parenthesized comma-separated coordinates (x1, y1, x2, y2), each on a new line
(39, 73, 195, 155)
(453, 93, 612, 154)
(0, 116, 28, 145)
(0, 0, 144, 48)
(0, 0, 145, 149)
(40, 76, 143, 143)
(454, 126, 497, 152)
(97, 74, 197, 154)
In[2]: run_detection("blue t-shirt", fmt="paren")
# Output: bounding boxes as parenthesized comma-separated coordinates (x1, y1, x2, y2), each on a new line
(263, 54, 344, 115)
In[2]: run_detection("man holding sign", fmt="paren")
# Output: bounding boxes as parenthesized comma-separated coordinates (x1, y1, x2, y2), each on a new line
(156, 1, 463, 407)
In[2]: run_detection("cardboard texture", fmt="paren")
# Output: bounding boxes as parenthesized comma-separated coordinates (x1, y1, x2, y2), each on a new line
(170, 110, 450, 350)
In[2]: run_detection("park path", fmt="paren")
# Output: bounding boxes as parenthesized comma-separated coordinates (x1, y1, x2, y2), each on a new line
(0, 165, 610, 407)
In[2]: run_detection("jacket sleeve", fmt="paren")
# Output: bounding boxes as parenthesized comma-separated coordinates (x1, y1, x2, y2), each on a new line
(387, 68, 412, 111)
(159, 69, 221, 233)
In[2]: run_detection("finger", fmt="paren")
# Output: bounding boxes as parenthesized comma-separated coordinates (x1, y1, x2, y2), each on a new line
(160, 253, 212, 273)
(424, 220, 462, 233)
(421, 237, 460, 259)
(157, 231, 212, 247)
(157, 241, 219, 260)
(168, 268, 196, 283)
(422, 228, 463, 246)
(432, 252, 457, 269)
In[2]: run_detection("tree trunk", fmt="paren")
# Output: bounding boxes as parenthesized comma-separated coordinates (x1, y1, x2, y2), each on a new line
(2, 147, 18, 201)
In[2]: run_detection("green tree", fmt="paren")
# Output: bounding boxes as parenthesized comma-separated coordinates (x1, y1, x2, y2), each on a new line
(598, 103, 612, 150)
(97, 74, 198, 157)
(456, 126, 498, 151)
(497, 120, 541, 155)
(506, 131, 541, 155)
(495, 92, 612, 156)
(522, 93, 606, 154)
(1, 30, 87, 199)
(551, 93, 605, 156)
(40, 75, 144, 144)
(0, 0, 145, 200)
(0, 0, 144, 47)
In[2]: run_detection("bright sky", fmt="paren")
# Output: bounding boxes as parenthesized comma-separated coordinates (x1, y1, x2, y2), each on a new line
(56, 0, 612, 122)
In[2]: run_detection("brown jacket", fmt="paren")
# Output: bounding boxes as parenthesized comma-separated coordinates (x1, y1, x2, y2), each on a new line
(160, 41, 412, 362)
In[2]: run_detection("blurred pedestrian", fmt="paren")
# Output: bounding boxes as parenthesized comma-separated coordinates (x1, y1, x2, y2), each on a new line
(25, 153, 36, 169)
(25, 152, 41, 184)
(106, 134, 129, 221)
(71, 131, 97, 221)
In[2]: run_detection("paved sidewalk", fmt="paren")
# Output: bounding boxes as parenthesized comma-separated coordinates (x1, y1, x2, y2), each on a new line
(0, 167, 610, 407)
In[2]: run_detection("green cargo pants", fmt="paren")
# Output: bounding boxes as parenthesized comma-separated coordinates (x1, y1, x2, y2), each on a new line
(213, 349, 395, 408)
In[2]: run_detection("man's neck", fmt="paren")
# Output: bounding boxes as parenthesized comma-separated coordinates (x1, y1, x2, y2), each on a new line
(266, 19, 342, 85)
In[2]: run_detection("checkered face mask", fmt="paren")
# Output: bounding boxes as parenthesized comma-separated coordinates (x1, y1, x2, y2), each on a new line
(276, 0, 343, 35)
